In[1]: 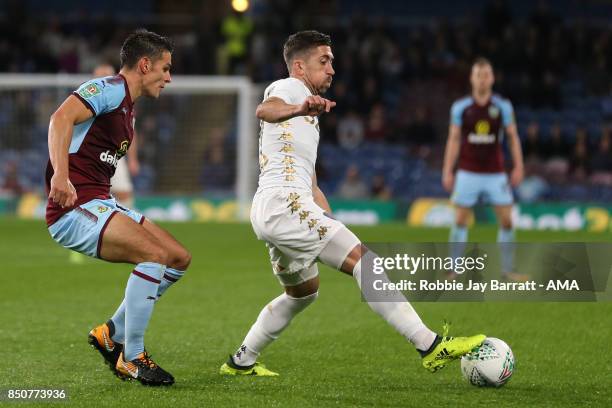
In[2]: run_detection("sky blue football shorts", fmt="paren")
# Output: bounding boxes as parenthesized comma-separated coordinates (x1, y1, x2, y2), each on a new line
(48, 197, 144, 258)
(451, 170, 513, 207)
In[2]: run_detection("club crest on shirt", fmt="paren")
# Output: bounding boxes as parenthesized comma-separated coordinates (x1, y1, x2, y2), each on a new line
(117, 140, 129, 158)
(475, 120, 490, 135)
(488, 105, 500, 119)
(97, 206, 109, 213)
(78, 83, 101, 99)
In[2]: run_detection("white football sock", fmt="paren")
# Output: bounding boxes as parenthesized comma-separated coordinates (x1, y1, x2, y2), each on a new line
(232, 291, 318, 366)
(353, 254, 436, 351)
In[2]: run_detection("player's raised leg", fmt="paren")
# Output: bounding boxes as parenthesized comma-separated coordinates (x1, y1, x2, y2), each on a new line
(142, 219, 192, 298)
(317, 227, 486, 373)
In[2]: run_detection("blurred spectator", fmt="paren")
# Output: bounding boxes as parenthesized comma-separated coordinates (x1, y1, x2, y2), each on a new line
(219, 9, 253, 75)
(0, 161, 24, 197)
(536, 70, 561, 109)
(542, 123, 570, 159)
(569, 138, 590, 182)
(542, 122, 570, 183)
(522, 121, 542, 160)
(201, 128, 235, 190)
(590, 130, 612, 185)
(359, 77, 381, 115)
(575, 125, 589, 148)
(587, 56, 610, 97)
(364, 103, 389, 142)
(360, 19, 395, 73)
(337, 110, 364, 150)
(371, 174, 392, 200)
(381, 43, 405, 80)
(403, 106, 436, 147)
(483, 0, 513, 39)
(336, 165, 369, 199)
(201, 146, 235, 190)
(529, 0, 561, 40)
(601, 84, 612, 125)
(319, 111, 338, 144)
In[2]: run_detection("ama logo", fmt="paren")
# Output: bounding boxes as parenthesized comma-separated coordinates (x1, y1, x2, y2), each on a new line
(99, 140, 129, 168)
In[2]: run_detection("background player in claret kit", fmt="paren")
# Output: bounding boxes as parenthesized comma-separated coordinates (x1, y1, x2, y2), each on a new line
(442, 58, 526, 282)
(219, 30, 486, 377)
(46, 30, 191, 386)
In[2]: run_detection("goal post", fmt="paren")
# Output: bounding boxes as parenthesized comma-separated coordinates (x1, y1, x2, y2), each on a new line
(0, 74, 259, 221)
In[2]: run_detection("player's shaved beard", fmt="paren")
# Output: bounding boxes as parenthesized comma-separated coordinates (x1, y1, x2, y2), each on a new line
(302, 71, 325, 96)
(301, 62, 332, 95)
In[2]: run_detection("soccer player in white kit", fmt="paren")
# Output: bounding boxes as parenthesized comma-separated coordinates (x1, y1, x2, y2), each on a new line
(220, 31, 485, 376)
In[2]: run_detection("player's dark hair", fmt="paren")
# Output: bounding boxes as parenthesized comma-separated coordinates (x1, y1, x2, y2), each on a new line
(473, 57, 492, 68)
(120, 29, 174, 69)
(283, 30, 332, 70)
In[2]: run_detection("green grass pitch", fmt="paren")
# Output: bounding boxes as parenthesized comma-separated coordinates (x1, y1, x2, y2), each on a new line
(1, 218, 610, 407)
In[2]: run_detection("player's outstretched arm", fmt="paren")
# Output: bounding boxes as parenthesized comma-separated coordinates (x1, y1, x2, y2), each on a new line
(442, 124, 461, 192)
(506, 124, 524, 187)
(48, 95, 94, 208)
(256, 95, 336, 123)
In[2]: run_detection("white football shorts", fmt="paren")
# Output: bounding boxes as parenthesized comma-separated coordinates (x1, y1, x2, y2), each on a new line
(251, 187, 345, 286)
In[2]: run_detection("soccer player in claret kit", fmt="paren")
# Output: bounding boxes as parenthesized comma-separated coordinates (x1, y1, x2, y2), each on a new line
(46, 30, 191, 386)
(442, 58, 526, 281)
(219, 30, 486, 377)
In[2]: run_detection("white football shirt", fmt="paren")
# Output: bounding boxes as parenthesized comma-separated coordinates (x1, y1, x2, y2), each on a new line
(257, 77, 320, 192)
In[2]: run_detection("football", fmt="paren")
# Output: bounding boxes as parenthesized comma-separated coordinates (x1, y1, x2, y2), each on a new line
(461, 337, 514, 387)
